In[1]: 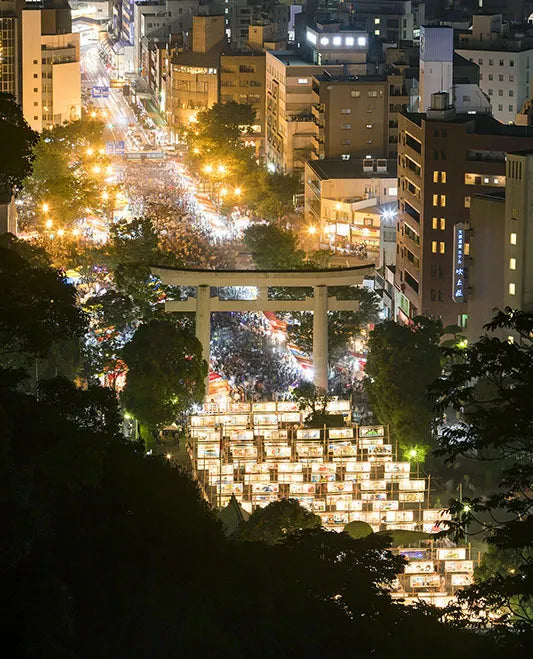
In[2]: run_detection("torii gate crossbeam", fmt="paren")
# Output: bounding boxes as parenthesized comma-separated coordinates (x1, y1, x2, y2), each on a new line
(151, 266, 374, 392)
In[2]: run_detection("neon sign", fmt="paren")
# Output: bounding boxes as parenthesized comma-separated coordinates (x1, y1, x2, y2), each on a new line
(453, 223, 466, 302)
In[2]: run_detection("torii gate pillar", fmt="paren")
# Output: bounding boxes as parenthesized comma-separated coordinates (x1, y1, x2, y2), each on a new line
(312, 285, 328, 392)
(195, 285, 211, 391)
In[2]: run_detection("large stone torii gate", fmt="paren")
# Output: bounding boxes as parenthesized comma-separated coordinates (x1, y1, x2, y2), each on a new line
(151, 266, 374, 392)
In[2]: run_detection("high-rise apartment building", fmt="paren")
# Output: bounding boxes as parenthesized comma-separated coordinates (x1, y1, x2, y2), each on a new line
(22, 4, 81, 132)
(395, 91, 533, 326)
(349, 0, 419, 43)
(265, 24, 369, 174)
(227, 0, 289, 51)
(456, 14, 533, 125)
(219, 50, 265, 152)
(467, 151, 533, 340)
(0, 0, 22, 100)
(166, 14, 224, 130)
(311, 74, 389, 161)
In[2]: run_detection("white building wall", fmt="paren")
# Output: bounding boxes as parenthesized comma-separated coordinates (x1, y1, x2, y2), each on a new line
(456, 48, 533, 124)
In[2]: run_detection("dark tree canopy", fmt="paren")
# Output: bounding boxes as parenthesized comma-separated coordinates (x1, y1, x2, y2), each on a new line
(0, 234, 85, 365)
(243, 223, 305, 269)
(365, 317, 442, 452)
(429, 308, 533, 629)
(0, 92, 39, 195)
(235, 498, 322, 544)
(121, 318, 207, 429)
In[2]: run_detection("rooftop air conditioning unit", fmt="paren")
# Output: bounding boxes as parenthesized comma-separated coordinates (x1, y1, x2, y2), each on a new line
(363, 159, 374, 172)
(376, 159, 387, 172)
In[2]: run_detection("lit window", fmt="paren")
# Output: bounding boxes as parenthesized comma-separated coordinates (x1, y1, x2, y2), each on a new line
(431, 241, 437, 253)
(464, 196, 471, 208)
(366, 123, 372, 128)
(440, 218, 446, 230)
(320, 37, 329, 45)
(510, 232, 517, 245)
(432, 217, 438, 229)
(341, 108, 351, 114)
(440, 194, 446, 207)
(439, 241, 445, 254)
(432, 194, 438, 206)
(433, 170, 438, 183)
(375, 29, 380, 36)
(333, 36, 342, 46)
(297, 78, 308, 84)
(306, 30, 317, 45)
(509, 282, 516, 295)
(389, 187, 397, 195)
(509, 258, 516, 270)
(441, 171, 447, 183)
(345, 37, 354, 46)
(465, 243, 470, 256)
(375, 18, 380, 24)
(357, 37, 367, 46)
(350, 90, 360, 97)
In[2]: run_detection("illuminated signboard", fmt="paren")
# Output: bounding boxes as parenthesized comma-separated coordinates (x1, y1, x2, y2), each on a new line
(453, 223, 466, 302)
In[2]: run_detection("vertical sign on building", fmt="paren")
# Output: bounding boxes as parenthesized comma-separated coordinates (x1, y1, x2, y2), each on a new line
(452, 223, 466, 302)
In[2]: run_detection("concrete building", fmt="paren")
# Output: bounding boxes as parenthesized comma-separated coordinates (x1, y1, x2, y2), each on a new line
(395, 91, 533, 327)
(467, 151, 533, 340)
(311, 74, 389, 161)
(227, 0, 289, 51)
(22, 5, 81, 132)
(0, 0, 22, 101)
(467, 191, 506, 341)
(349, 0, 419, 43)
(304, 158, 398, 254)
(219, 50, 265, 151)
(166, 14, 224, 131)
(419, 25, 453, 113)
(303, 22, 369, 68)
(456, 14, 533, 124)
(265, 41, 370, 175)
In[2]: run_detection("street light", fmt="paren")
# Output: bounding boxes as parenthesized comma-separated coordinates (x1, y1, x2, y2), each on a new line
(308, 225, 317, 235)
(57, 228, 65, 237)
(234, 187, 242, 196)
(92, 165, 101, 174)
(45, 219, 53, 229)
(86, 147, 94, 156)
(217, 164, 226, 174)
(42, 202, 49, 213)
(203, 164, 213, 174)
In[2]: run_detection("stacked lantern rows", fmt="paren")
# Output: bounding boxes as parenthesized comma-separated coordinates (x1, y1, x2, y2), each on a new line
(390, 546, 475, 606)
(188, 400, 448, 533)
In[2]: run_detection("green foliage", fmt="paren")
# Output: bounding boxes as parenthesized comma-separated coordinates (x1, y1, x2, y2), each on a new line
(186, 101, 298, 219)
(365, 317, 442, 452)
(344, 520, 374, 539)
(0, 92, 39, 194)
(243, 222, 304, 269)
(0, 233, 85, 368)
(235, 498, 321, 544)
(121, 319, 207, 430)
(292, 381, 342, 424)
(20, 117, 117, 228)
(108, 216, 181, 317)
(429, 308, 533, 629)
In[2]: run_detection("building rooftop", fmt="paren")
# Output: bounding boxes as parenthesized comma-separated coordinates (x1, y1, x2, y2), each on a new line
(267, 50, 310, 67)
(404, 110, 533, 137)
(313, 73, 387, 83)
(172, 43, 223, 67)
(307, 158, 398, 180)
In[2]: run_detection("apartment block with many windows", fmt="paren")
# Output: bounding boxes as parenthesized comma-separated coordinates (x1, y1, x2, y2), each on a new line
(456, 14, 533, 124)
(395, 91, 533, 327)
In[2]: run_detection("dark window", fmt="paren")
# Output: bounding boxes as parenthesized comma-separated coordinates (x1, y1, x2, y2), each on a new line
(404, 270, 419, 293)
